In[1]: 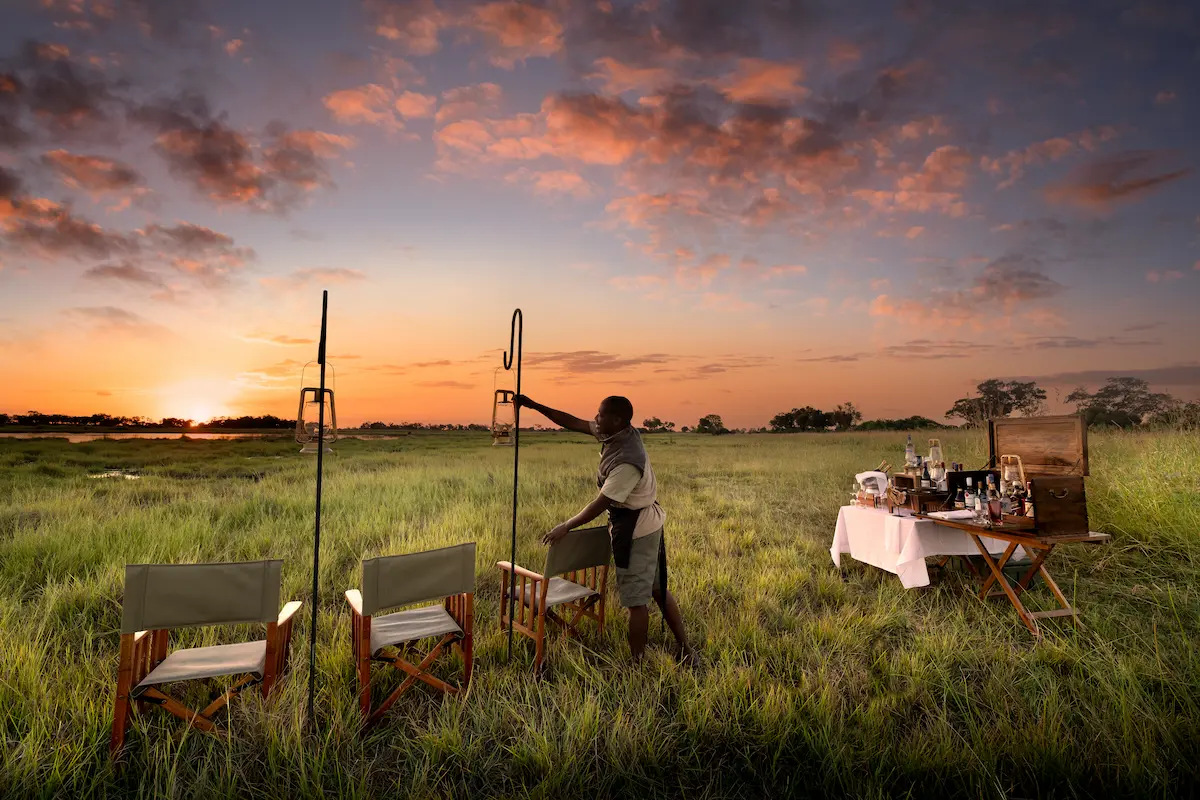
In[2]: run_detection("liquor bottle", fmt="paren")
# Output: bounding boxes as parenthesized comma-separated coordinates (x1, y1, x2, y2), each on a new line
(964, 477, 975, 509)
(905, 434, 915, 468)
(954, 487, 966, 510)
(986, 475, 1002, 521)
(921, 460, 931, 489)
(974, 485, 985, 515)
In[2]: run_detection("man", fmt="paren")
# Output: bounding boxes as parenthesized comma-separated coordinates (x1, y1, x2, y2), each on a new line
(515, 393, 694, 664)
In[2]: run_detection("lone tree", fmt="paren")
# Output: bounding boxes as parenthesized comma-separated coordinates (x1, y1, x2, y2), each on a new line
(641, 417, 676, 433)
(1066, 377, 1174, 427)
(694, 414, 729, 435)
(945, 379, 1047, 427)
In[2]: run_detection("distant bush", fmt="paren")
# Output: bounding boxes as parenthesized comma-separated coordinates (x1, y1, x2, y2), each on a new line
(856, 416, 949, 431)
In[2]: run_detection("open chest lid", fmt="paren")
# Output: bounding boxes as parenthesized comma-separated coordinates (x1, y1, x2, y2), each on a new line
(988, 415, 1088, 477)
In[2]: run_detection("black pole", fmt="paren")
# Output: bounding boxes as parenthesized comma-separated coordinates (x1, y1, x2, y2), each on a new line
(307, 289, 328, 727)
(503, 309, 523, 661)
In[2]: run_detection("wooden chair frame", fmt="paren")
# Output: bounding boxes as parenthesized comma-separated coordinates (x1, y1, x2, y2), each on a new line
(496, 560, 608, 672)
(345, 590, 473, 726)
(109, 601, 302, 757)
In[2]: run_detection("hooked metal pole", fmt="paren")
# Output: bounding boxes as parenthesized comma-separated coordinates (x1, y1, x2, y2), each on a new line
(307, 290, 328, 728)
(502, 308, 522, 661)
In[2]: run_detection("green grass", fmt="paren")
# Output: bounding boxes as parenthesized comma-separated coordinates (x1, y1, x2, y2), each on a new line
(1, 430, 1198, 798)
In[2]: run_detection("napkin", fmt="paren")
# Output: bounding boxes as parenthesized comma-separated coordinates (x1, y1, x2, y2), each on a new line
(926, 510, 978, 521)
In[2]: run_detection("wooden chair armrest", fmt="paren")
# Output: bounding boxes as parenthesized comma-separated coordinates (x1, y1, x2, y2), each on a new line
(278, 601, 303, 625)
(132, 630, 149, 642)
(344, 589, 363, 615)
(495, 561, 545, 582)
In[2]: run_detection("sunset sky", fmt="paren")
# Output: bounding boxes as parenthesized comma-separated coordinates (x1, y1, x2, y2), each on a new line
(1, 0, 1198, 428)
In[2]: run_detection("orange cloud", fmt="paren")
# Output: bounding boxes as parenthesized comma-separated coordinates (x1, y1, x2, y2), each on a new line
(435, 83, 503, 124)
(369, 0, 445, 55)
(1045, 150, 1191, 210)
(394, 90, 436, 119)
(323, 84, 401, 129)
(981, 126, 1119, 188)
(587, 57, 674, 94)
(712, 58, 808, 104)
(469, 1, 563, 68)
(505, 168, 591, 197)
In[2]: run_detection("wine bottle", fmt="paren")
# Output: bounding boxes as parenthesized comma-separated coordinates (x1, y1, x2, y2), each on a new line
(921, 460, 931, 489)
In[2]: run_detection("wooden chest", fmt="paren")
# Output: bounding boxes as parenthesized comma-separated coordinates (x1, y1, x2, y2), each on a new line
(1028, 476, 1089, 537)
(988, 415, 1088, 477)
(988, 414, 1090, 538)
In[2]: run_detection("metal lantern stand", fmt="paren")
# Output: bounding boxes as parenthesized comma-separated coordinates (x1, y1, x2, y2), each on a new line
(501, 308, 522, 661)
(307, 290, 329, 727)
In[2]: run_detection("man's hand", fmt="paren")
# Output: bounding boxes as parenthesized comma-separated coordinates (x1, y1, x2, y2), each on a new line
(541, 522, 571, 546)
(514, 394, 533, 409)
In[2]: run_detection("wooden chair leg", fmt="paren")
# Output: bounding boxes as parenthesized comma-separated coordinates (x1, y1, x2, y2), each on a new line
(533, 609, 546, 672)
(357, 615, 372, 719)
(110, 634, 136, 758)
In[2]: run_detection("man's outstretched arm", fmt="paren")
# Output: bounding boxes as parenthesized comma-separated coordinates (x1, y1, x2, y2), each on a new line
(516, 395, 592, 435)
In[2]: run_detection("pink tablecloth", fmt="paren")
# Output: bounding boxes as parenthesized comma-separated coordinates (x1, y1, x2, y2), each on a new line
(830, 505, 1023, 588)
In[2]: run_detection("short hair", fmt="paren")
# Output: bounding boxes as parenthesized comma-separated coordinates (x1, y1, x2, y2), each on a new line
(602, 395, 634, 425)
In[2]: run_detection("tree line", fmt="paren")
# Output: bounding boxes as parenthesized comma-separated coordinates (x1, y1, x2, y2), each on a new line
(0, 412, 294, 429)
(5, 376, 1195, 434)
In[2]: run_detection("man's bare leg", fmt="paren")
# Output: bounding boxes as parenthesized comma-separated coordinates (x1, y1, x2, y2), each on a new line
(628, 605, 650, 662)
(652, 588, 696, 663)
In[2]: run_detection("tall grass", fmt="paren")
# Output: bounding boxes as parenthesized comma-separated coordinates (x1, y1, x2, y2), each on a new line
(1, 430, 1198, 798)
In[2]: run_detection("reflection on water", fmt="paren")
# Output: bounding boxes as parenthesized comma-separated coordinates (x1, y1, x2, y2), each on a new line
(88, 470, 141, 480)
(0, 432, 410, 443)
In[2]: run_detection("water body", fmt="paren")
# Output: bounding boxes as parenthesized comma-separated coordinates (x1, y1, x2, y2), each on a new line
(0, 432, 409, 443)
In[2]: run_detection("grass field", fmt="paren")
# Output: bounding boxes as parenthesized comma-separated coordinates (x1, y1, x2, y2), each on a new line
(1, 429, 1199, 798)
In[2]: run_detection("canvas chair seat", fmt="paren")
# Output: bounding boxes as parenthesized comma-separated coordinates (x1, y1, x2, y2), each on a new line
(510, 576, 597, 609)
(136, 641, 267, 688)
(348, 542, 476, 725)
(496, 526, 611, 672)
(370, 605, 463, 654)
(110, 560, 302, 759)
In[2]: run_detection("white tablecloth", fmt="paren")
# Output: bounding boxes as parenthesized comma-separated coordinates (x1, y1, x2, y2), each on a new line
(830, 505, 1024, 588)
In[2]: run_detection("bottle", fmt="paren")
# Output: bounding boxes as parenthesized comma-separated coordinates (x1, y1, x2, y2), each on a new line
(974, 485, 985, 515)
(938, 462, 949, 491)
(905, 434, 915, 468)
(954, 487, 966, 510)
(921, 460, 931, 489)
(964, 477, 975, 509)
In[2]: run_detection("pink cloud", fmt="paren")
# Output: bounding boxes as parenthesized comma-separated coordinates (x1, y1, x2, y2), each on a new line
(1045, 150, 1191, 211)
(505, 168, 591, 197)
(323, 84, 402, 129)
(981, 126, 1119, 188)
(587, 57, 674, 94)
(1145, 270, 1184, 283)
(712, 58, 808, 104)
(435, 83, 503, 124)
(394, 91, 436, 119)
(468, 1, 563, 69)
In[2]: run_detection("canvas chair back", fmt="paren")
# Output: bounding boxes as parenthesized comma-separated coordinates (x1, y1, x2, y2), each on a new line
(545, 526, 611, 577)
(361, 542, 476, 617)
(121, 560, 282, 635)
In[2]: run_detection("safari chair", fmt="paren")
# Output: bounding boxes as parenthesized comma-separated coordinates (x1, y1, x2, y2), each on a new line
(109, 559, 302, 758)
(496, 526, 611, 672)
(344, 542, 475, 726)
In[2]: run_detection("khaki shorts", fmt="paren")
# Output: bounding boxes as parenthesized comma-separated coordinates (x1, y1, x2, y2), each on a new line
(615, 528, 662, 608)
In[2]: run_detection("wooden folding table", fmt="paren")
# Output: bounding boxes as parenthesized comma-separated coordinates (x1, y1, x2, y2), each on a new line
(913, 513, 1110, 638)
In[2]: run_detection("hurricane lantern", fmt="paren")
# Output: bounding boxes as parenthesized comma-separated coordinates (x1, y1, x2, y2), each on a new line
(492, 389, 516, 446)
(296, 361, 337, 454)
(1000, 454, 1026, 490)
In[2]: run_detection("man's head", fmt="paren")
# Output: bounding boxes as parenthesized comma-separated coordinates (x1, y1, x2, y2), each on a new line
(595, 395, 634, 437)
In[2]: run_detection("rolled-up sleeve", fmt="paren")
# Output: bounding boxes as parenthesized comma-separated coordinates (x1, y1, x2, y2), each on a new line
(600, 463, 642, 504)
